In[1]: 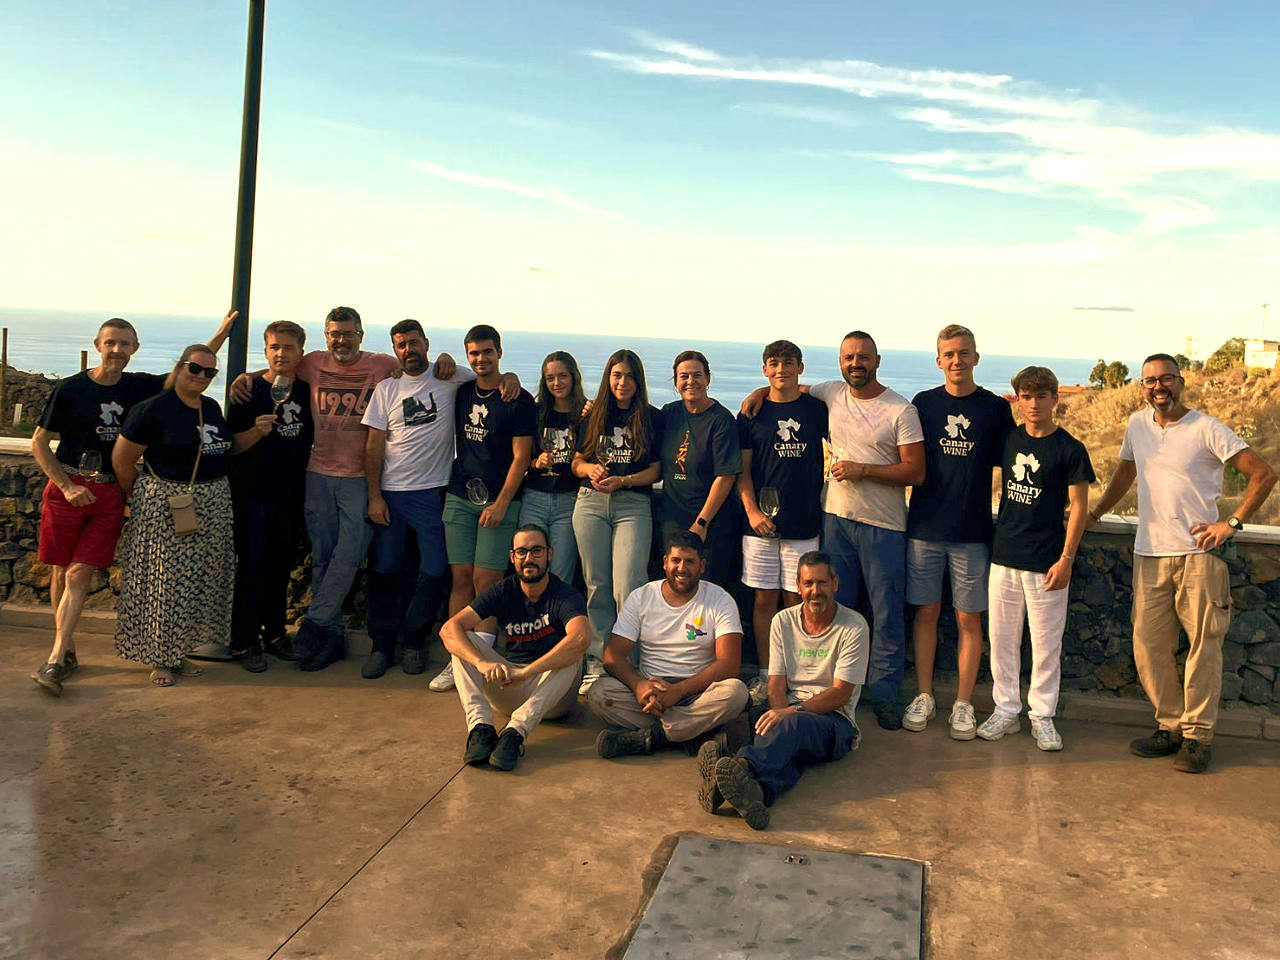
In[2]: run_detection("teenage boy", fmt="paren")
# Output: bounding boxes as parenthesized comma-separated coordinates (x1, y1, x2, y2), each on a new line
(977, 366, 1094, 751)
(736, 340, 828, 705)
(441, 524, 590, 771)
(431, 324, 536, 692)
(902, 325, 1014, 738)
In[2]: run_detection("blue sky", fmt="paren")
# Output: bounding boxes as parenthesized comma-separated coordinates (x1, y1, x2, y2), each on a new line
(2, 1, 1278, 358)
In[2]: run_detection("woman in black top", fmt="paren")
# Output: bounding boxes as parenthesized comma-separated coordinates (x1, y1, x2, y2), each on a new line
(111, 344, 273, 686)
(520, 351, 586, 584)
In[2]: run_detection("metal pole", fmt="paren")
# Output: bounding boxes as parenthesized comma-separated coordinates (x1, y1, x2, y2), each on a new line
(80, 350, 88, 372)
(226, 0, 266, 405)
(0, 327, 7, 425)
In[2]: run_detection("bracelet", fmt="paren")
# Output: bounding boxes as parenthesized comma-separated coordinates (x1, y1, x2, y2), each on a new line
(1061, 553, 1074, 561)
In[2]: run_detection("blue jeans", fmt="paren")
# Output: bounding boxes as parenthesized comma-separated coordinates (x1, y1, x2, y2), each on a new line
(519, 489, 579, 584)
(304, 473, 372, 629)
(370, 488, 447, 578)
(738, 711, 857, 805)
(572, 488, 651, 660)
(822, 512, 907, 702)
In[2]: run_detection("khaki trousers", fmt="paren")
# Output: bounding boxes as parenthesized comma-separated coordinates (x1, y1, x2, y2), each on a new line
(1132, 553, 1231, 743)
(586, 675, 748, 743)
(452, 632, 581, 739)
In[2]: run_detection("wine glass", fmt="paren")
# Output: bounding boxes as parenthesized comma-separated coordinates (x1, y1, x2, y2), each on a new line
(540, 428, 559, 478)
(758, 486, 780, 538)
(77, 451, 102, 481)
(465, 477, 491, 506)
(596, 434, 614, 475)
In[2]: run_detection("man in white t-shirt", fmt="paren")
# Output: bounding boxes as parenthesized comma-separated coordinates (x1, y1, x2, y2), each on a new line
(696, 551, 866, 830)
(812, 331, 924, 731)
(1091, 353, 1275, 774)
(587, 531, 749, 757)
(360, 319, 473, 679)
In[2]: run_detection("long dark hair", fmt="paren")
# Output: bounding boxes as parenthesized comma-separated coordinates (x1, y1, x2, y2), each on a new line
(163, 343, 216, 391)
(536, 351, 586, 428)
(583, 349, 650, 462)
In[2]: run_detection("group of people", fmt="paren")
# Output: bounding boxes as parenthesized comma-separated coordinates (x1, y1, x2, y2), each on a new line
(28, 310, 1276, 829)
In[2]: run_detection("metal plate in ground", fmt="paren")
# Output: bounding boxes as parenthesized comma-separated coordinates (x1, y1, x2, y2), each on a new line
(623, 835, 923, 960)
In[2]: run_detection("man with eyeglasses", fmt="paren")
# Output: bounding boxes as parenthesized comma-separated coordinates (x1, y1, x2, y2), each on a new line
(1091, 353, 1276, 773)
(440, 524, 589, 771)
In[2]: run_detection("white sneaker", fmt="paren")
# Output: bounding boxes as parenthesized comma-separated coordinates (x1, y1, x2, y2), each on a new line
(976, 711, 1020, 741)
(578, 656, 604, 696)
(901, 692, 936, 732)
(949, 701, 977, 740)
(428, 662, 455, 692)
(1030, 717, 1063, 751)
(748, 674, 770, 707)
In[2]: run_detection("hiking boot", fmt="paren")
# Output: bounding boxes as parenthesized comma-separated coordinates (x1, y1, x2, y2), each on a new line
(747, 674, 770, 707)
(714, 758, 769, 830)
(1173, 738, 1211, 774)
(301, 624, 346, 673)
(241, 649, 268, 674)
(401, 648, 425, 675)
(1030, 716, 1063, 752)
(489, 728, 525, 771)
(428, 662, 455, 692)
(1130, 728, 1183, 758)
(361, 651, 391, 679)
(293, 619, 323, 670)
(977, 711, 1021, 741)
(596, 727, 653, 758)
(696, 738, 728, 813)
(902, 692, 936, 732)
(463, 724, 498, 765)
(32, 662, 66, 697)
(949, 701, 977, 741)
(872, 699, 903, 731)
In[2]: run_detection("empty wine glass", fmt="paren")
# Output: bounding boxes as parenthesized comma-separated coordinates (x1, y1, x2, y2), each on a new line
(540, 428, 559, 478)
(758, 486, 780, 538)
(465, 477, 491, 506)
(77, 450, 102, 481)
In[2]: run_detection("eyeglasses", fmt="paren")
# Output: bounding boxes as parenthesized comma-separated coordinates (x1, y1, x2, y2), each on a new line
(185, 361, 218, 378)
(511, 546, 547, 558)
(326, 331, 360, 341)
(1139, 375, 1181, 388)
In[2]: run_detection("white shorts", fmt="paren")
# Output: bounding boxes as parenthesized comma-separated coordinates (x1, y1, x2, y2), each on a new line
(741, 535, 821, 591)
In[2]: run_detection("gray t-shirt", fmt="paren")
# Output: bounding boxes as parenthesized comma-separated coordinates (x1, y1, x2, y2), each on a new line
(767, 603, 868, 727)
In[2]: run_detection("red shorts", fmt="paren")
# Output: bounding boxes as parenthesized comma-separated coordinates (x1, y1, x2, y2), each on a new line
(38, 477, 126, 569)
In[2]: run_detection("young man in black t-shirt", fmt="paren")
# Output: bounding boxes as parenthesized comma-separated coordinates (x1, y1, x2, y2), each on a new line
(440, 524, 590, 771)
(977, 366, 1094, 752)
(736, 340, 829, 705)
(29, 312, 233, 695)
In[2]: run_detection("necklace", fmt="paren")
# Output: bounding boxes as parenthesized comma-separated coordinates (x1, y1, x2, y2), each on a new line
(474, 385, 498, 399)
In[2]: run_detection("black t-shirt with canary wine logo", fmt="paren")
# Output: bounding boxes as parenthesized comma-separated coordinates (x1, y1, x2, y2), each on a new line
(38, 370, 165, 471)
(448, 380, 537, 500)
(121, 391, 234, 483)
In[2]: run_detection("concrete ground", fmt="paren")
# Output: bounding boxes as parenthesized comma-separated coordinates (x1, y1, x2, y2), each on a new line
(2, 623, 1279, 960)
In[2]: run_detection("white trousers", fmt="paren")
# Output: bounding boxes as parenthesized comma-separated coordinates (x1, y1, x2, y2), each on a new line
(452, 632, 581, 738)
(987, 563, 1068, 720)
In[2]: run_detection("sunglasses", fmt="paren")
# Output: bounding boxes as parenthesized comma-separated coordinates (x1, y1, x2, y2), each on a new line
(185, 361, 218, 379)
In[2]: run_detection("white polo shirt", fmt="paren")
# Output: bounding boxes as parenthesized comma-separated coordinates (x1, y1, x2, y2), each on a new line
(1118, 408, 1249, 557)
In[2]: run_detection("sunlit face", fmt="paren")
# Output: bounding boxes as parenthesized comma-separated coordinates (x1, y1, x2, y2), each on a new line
(1140, 360, 1183, 415)
(1017, 387, 1057, 428)
(674, 359, 709, 404)
(94, 325, 140, 373)
(543, 360, 573, 401)
(840, 337, 880, 389)
(325, 319, 363, 364)
(510, 531, 550, 584)
(392, 330, 429, 375)
(936, 335, 978, 386)
(763, 354, 803, 392)
(264, 333, 302, 377)
(662, 546, 705, 595)
(466, 339, 500, 378)
(180, 350, 218, 395)
(796, 563, 837, 618)
(610, 361, 637, 407)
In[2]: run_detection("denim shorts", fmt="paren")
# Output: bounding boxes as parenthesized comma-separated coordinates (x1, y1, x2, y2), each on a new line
(906, 538, 989, 612)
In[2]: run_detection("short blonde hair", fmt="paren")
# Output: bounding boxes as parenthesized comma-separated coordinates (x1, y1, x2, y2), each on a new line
(937, 324, 976, 352)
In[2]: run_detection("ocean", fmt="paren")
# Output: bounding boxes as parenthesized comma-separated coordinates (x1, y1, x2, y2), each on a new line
(0, 307, 1098, 413)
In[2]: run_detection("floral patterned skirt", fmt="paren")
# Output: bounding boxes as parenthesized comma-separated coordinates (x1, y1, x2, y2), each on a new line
(114, 474, 235, 669)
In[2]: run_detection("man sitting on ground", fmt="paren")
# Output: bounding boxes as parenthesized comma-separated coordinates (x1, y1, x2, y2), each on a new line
(440, 524, 589, 771)
(698, 550, 866, 830)
(587, 531, 748, 757)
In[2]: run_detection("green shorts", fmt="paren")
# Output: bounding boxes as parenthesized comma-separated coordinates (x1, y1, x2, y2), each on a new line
(443, 493, 520, 571)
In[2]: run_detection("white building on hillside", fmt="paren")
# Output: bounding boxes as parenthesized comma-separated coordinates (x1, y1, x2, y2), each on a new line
(1244, 338, 1279, 370)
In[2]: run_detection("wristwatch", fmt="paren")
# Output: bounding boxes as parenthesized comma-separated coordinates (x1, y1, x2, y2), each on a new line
(695, 517, 708, 529)
(1227, 516, 1243, 532)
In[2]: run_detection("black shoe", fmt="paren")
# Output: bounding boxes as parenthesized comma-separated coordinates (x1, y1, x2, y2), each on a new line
(872, 700, 903, 731)
(1173, 738, 1212, 774)
(32, 662, 66, 697)
(463, 724, 498, 765)
(241, 649, 268, 673)
(696, 738, 728, 813)
(714, 757, 769, 830)
(61, 651, 79, 677)
(293, 619, 322, 668)
(361, 651, 391, 679)
(301, 624, 346, 672)
(1130, 727, 1183, 758)
(596, 727, 653, 758)
(264, 634, 297, 661)
(489, 728, 525, 771)
(401, 648, 425, 675)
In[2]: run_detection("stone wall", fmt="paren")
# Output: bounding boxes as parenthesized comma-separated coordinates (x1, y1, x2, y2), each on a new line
(1, 366, 57, 425)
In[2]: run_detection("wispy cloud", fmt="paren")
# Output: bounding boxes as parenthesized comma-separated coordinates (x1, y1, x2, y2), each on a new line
(410, 160, 622, 218)
(626, 30, 720, 62)
(1074, 305, 1136, 312)
(733, 102, 864, 127)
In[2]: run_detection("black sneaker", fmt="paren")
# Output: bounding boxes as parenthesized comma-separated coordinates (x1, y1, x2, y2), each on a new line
(489, 728, 526, 771)
(1173, 738, 1212, 774)
(714, 757, 769, 830)
(62, 651, 79, 677)
(463, 724, 498, 765)
(696, 739, 728, 813)
(401, 648, 425, 675)
(241, 649, 268, 673)
(32, 662, 66, 697)
(1129, 728, 1183, 758)
(301, 624, 346, 672)
(293, 620, 322, 668)
(872, 700, 903, 731)
(361, 651, 391, 679)
(595, 727, 653, 758)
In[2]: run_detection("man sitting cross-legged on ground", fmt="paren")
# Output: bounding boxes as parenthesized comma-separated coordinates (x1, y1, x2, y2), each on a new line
(587, 531, 749, 758)
(697, 550, 866, 830)
(440, 524, 590, 772)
